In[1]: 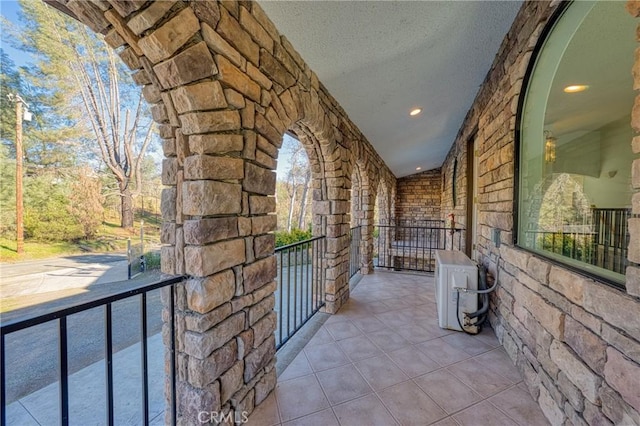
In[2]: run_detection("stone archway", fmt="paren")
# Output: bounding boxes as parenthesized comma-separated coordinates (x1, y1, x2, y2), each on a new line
(44, 1, 395, 422)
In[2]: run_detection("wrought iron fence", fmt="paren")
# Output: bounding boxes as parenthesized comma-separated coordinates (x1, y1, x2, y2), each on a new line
(592, 208, 630, 274)
(375, 223, 463, 272)
(378, 218, 445, 228)
(275, 236, 326, 349)
(349, 226, 361, 278)
(0, 276, 183, 426)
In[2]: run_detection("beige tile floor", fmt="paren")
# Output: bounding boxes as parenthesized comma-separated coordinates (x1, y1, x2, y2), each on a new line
(248, 271, 549, 426)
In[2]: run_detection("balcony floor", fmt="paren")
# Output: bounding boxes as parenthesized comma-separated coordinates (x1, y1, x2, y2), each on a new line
(249, 271, 549, 426)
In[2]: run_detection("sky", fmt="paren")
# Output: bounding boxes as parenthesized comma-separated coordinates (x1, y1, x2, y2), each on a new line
(277, 134, 300, 182)
(1, 1, 33, 67)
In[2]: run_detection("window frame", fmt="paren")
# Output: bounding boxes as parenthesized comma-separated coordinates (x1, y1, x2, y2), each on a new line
(513, 0, 627, 290)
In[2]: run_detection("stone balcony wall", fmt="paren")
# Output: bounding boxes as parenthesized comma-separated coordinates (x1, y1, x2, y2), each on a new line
(436, 1, 640, 424)
(46, 0, 395, 423)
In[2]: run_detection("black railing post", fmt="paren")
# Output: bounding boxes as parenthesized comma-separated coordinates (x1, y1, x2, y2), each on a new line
(141, 293, 149, 425)
(306, 241, 311, 321)
(278, 251, 283, 347)
(170, 285, 177, 425)
(0, 333, 5, 426)
(59, 317, 69, 426)
(287, 248, 291, 341)
(105, 303, 114, 426)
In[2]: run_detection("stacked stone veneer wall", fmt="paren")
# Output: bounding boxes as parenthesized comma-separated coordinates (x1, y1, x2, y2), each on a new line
(440, 143, 472, 235)
(47, 0, 395, 423)
(395, 169, 442, 223)
(438, 1, 640, 424)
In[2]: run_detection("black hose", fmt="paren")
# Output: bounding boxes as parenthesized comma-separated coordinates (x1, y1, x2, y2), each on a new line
(456, 290, 480, 335)
(455, 262, 499, 335)
(466, 265, 489, 319)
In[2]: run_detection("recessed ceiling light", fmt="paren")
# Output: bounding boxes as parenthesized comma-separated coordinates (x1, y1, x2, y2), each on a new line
(563, 85, 589, 93)
(410, 108, 422, 116)
(416, 167, 422, 171)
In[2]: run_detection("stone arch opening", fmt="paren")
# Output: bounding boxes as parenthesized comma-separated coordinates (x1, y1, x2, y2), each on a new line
(276, 131, 313, 233)
(288, 123, 329, 238)
(39, 1, 396, 423)
(270, 86, 352, 314)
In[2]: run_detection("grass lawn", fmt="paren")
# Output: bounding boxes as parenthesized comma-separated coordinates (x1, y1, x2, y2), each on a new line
(0, 214, 160, 263)
(0, 238, 82, 262)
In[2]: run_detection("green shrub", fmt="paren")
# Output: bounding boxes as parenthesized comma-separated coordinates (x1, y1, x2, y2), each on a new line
(275, 228, 312, 247)
(144, 250, 161, 270)
(23, 173, 84, 241)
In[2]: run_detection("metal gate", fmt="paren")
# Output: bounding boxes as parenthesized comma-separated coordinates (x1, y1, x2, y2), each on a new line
(375, 220, 463, 272)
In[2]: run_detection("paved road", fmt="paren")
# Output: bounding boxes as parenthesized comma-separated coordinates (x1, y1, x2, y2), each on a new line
(1, 254, 165, 404)
(3, 286, 164, 404)
(0, 253, 128, 298)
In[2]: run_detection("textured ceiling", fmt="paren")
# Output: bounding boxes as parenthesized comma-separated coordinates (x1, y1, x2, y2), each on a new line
(259, 1, 523, 177)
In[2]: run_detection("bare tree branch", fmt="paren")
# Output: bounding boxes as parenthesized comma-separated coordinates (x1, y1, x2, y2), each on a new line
(39, 3, 154, 228)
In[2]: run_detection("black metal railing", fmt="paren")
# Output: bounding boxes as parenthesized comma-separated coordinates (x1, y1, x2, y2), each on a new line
(349, 226, 361, 278)
(0, 276, 183, 426)
(375, 224, 463, 272)
(275, 236, 326, 349)
(529, 208, 630, 275)
(592, 208, 630, 274)
(378, 218, 445, 228)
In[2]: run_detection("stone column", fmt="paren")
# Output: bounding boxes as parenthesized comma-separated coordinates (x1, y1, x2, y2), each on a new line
(309, 142, 351, 313)
(360, 180, 377, 275)
(128, 3, 278, 423)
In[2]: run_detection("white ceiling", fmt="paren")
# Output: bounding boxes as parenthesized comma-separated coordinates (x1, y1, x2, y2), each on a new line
(259, 0, 523, 177)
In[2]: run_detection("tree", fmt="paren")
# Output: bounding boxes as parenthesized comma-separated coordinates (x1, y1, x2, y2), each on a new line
(69, 168, 104, 239)
(274, 134, 314, 232)
(11, 0, 154, 228)
(23, 170, 83, 241)
(297, 169, 311, 230)
(0, 50, 23, 145)
(282, 137, 310, 231)
(0, 144, 16, 237)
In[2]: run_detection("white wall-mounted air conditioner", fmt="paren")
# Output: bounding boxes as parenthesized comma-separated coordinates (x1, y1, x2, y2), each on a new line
(435, 250, 478, 332)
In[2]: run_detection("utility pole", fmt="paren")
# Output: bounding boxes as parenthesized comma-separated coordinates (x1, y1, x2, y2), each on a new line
(9, 94, 31, 255)
(15, 97, 24, 255)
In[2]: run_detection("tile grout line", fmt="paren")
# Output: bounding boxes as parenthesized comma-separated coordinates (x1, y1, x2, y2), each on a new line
(19, 399, 42, 426)
(485, 382, 532, 426)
